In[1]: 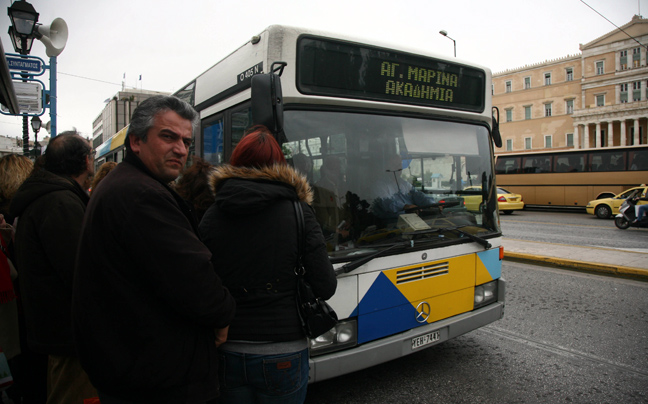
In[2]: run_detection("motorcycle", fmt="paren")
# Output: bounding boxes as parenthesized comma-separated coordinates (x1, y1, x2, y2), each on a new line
(614, 195, 648, 229)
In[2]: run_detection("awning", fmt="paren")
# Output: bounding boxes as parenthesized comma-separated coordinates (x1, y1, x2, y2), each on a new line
(0, 38, 20, 115)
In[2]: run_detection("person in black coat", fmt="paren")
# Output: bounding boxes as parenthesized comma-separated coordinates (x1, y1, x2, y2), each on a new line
(199, 125, 337, 404)
(73, 95, 236, 404)
(10, 132, 97, 403)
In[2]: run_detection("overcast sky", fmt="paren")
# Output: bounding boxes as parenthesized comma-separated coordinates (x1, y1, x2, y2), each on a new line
(0, 0, 644, 141)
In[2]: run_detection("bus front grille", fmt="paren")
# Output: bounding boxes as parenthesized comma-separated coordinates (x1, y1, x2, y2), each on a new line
(396, 262, 450, 284)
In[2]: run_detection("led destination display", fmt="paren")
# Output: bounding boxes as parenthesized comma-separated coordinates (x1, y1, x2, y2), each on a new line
(297, 37, 486, 112)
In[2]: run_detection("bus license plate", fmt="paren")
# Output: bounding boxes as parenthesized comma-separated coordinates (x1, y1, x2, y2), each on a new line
(411, 330, 440, 350)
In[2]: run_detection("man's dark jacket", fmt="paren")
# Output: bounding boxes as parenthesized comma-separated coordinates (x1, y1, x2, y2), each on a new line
(9, 168, 89, 356)
(73, 153, 235, 403)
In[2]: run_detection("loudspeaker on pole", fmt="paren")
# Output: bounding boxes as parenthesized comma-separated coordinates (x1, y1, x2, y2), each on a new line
(36, 18, 68, 57)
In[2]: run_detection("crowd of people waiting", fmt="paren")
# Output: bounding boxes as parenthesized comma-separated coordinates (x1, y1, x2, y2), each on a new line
(0, 95, 336, 404)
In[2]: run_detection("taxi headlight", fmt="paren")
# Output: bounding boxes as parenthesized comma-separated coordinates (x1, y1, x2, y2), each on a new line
(309, 319, 357, 356)
(474, 280, 498, 309)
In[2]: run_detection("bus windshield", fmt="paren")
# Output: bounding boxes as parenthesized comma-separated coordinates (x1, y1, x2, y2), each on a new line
(283, 110, 499, 259)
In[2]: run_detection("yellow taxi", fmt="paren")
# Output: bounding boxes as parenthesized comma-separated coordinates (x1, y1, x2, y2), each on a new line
(586, 185, 648, 219)
(462, 186, 525, 215)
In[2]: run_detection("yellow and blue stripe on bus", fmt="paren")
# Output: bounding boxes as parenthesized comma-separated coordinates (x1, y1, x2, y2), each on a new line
(351, 248, 501, 344)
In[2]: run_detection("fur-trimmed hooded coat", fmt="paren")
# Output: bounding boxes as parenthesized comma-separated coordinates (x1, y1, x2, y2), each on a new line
(199, 163, 337, 342)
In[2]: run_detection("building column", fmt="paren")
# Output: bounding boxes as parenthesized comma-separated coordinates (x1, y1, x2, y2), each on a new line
(607, 121, 614, 147)
(595, 122, 601, 148)
(584, 124, 590, 149)
(620, 120, 627, 146)
(573, 124, 579, 149)
(634, 119, 640, 145)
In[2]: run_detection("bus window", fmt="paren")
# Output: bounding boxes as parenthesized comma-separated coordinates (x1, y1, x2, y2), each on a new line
(629, 150, 648, 170)
(231, 107, 253, 152)
(203, 117, 224, 165)
(522, 155, 551, 173)
(590, 151, 625, 172)
(554, 153, 584, 172)
(495, 156, 521, 174)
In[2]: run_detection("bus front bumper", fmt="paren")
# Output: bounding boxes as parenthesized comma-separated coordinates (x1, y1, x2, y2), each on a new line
(308, 278, 506, 383)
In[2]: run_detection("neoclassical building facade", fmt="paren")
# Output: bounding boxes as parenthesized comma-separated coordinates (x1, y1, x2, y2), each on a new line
(493, 15, 648, 154)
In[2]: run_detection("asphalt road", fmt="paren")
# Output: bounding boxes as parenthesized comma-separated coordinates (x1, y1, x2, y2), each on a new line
(306, 236, 648, 403)
(499, 209, 648, 252)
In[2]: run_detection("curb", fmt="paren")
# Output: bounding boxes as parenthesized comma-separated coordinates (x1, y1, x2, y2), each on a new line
(504, 252, 648, 281)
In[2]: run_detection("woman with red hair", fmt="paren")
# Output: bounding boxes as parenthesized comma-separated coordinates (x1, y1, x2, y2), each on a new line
(199, 125, 336, 404)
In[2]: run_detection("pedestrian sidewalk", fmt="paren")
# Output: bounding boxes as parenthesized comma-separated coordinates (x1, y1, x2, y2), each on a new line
(501, 238, 648, 281)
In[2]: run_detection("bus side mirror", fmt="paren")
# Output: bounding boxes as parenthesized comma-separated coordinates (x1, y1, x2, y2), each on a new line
(491, 107, 503, 148)
(251, 62, 287, 136)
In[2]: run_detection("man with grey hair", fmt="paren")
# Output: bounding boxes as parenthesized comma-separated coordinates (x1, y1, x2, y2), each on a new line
(73, 95, 236, 403)
(10, 130, 97, 403)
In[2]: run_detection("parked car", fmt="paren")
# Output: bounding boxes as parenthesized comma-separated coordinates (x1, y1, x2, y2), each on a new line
(461, 186, 524, 215)
(586, 185, 648, 219)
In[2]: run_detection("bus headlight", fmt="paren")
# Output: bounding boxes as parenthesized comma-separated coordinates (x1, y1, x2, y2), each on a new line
(309, 319, 357, 356)
(474, 280, 498, 309)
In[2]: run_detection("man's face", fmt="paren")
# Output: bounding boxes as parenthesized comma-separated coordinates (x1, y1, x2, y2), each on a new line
(130, 110, 193, 183)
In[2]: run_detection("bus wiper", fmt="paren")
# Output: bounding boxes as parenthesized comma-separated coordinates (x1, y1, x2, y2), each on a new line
(403, 226, 492, 249)
(335, 241, 412, 276)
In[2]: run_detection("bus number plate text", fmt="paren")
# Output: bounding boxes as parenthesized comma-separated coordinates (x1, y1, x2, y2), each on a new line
(411, 330, 440, 350)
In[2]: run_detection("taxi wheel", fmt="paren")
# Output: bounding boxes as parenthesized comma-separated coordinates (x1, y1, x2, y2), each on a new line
(595, 204, 611, 219)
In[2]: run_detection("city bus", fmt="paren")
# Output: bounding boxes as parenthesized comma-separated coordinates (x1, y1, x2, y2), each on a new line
(495, 145, 648, 209)
(171, 25, 505, 382)
(94, 126, 127, 170)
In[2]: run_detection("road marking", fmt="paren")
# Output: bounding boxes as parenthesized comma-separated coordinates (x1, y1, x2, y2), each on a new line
(480, 326, 648, 379)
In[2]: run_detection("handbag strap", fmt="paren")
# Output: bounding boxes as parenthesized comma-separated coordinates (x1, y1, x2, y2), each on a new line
(292, 200, 305, 275)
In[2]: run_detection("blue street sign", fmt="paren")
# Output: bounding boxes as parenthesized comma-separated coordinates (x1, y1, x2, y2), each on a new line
(7, 56, 42, 73)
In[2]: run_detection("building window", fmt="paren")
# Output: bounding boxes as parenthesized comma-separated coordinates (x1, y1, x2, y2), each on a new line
(596, 61, 604, 75)
(525, 106, 532, 120)
(620, 83, 628, 103)
(633, 47, 641, 68)
(620, 49, 628, 70)
(566, 99, 574, 114)
(506, 139, 513, 151)
(566, 67, 573, 81)
(544, 73, 552, 85)
(544, 103, 552, 117)
(525, 137, 532, 150)
(524, 77, 531, 89)
(505, 81, 512, 93)
(633, 81, 641, 101)
(566, 133, 574, 147)
(545, 135, 552, 148)
(505, 108, 513, 122)
(596, 94, 605, 107)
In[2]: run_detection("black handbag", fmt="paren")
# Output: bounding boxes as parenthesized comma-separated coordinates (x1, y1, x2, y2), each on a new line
(293, 200, 338, 338)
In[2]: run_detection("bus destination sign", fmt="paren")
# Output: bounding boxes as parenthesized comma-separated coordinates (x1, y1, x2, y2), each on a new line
(297, 37, 485, 113)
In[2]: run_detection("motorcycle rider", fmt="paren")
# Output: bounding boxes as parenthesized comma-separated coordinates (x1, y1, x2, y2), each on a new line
(632, 192, 648, 223)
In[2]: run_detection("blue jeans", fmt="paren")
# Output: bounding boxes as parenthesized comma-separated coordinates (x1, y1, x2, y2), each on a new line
(97, 391, 213, 404)
(218, 348, 309, 404)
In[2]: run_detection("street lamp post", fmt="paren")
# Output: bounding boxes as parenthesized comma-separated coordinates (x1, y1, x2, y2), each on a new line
(439, 30, 456, 57)
(8, 0, 39, 156)
(30, 115, 41, 157)
(7, 0, 39, 55)
(6, 0, 68, 153)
